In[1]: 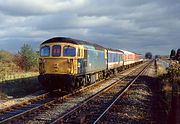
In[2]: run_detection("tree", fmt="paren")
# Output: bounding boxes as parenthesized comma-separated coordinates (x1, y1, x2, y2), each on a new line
(170, 49, 176, 60)
(145, 52, 152, 59)
(175, 48, 180, 61)
(155, 55, 160, 59)
(16, 44, 38, 71)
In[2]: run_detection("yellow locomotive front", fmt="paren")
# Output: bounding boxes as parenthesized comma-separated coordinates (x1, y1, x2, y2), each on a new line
(40, 43, 79, 75)
(38, 40, 84, 91)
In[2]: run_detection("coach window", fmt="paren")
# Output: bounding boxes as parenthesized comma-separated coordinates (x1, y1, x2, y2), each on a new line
(40, 46, 50, 57)
(63, 46, 76, 57)
(108, 53, 111, 62)
(52, 45, 61, 57)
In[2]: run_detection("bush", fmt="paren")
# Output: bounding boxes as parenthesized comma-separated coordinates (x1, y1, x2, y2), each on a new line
(176, 48, 180, 61)
(170, 49, 176, 60)
(15, 44, 39, 71)
(167, 61, 180, 80)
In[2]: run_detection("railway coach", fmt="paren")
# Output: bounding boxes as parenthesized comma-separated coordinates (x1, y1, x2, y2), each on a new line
(119, 49, 142, 68)
(106, 49, 124, 75)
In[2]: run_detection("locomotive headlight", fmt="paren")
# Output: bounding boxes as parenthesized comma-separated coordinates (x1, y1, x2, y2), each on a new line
(67, 67, 71, 74)
(67, 59, 70, 63)
(78, 62, 81, 68)
(67, 59, 73, 63)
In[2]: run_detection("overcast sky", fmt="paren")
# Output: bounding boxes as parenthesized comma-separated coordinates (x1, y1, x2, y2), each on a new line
(0, 0, 179, 55)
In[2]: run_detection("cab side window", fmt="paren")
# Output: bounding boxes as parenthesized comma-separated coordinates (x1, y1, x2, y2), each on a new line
(63, 46, 76, 57)
(40, 46, 50, 57)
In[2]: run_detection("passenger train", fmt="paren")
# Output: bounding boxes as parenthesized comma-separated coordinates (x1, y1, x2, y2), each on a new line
(38, 37, 143, 91)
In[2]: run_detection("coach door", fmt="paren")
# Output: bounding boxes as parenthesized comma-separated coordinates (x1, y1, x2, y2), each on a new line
(84, 49, 88, 70)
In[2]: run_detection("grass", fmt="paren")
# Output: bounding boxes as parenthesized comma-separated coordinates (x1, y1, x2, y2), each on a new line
(1, 72, 39, 82)
(0, 61, 38, 82)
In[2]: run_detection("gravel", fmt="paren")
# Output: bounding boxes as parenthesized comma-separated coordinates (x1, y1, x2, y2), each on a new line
(0, 90, 45, 110)
(99, 62, 166, 124)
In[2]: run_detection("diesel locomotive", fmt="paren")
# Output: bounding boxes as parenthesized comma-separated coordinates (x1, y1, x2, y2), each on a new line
(38, 37, 143, 91)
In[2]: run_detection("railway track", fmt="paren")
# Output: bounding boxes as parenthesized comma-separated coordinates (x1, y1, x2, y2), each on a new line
(0, 92, 62, 124)
(0, 62, 148, 124)
(50, 61, 151, 124)
(0, 91, 48, 113)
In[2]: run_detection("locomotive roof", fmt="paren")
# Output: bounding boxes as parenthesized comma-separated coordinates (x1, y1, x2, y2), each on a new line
(41, 37, 105, 50)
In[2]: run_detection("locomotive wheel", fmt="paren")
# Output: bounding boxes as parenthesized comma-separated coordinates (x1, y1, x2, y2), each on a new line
(81, 77, 86, 86)
(85, 75, 91, 84)
(66, 86, 74, 93)
(75, 77, 81, 88)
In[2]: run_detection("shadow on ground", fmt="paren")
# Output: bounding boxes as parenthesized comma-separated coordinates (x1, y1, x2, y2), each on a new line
(0, 76, 43, 99)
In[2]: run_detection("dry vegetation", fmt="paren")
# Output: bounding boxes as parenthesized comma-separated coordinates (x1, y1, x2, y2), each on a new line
(157, 59, 180, 123)
(0, 47, 40, 101)
(0, 47, 39, 82)
(0, 61, 38, 81)
(157, 60, 180, 94)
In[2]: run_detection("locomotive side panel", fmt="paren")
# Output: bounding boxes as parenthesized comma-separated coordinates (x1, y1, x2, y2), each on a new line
(83, 45, 107, 74)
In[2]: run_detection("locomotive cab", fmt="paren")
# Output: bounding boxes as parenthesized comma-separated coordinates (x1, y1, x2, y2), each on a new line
(39, 42, 84, 91)
(39, 43, 83, 75)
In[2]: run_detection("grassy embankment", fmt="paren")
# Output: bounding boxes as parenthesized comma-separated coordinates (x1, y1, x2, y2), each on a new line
(0, 61, 38, 81)
(0, 61, 41, 99)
